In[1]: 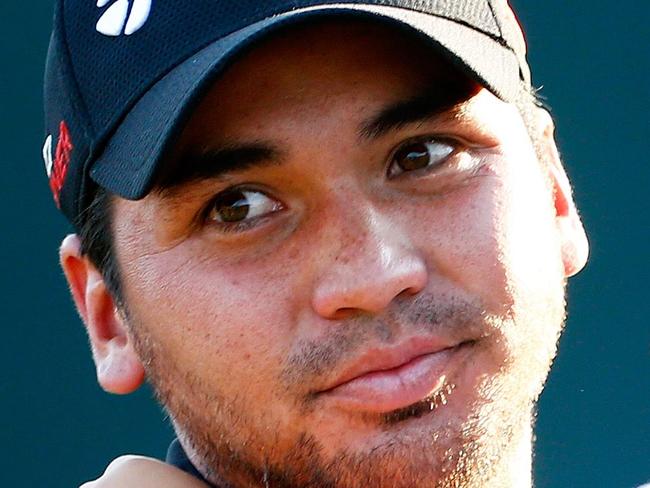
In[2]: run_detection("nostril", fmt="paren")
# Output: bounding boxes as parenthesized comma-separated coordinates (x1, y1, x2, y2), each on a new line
(398, 285, 424, 298)
(330, 307, 359, 321)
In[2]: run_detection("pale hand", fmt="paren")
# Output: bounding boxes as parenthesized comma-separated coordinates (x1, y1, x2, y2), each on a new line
(79, 455, 210, 488)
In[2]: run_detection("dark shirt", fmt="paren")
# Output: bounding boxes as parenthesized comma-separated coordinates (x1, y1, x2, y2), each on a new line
(166, 438, 217, 487)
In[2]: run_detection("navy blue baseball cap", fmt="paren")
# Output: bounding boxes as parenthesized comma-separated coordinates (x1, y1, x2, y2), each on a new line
(43, 0, 531, 227)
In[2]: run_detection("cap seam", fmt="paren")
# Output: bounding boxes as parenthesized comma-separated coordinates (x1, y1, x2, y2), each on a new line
(485, 0, 529, 84)
(319, 2, 504, 41)
(485, 0, 504, 39)
(484, 0, 520, 56)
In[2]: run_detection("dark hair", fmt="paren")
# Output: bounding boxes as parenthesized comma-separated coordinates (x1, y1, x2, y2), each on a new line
(77, 185, 124, 305)
(78, 85, 545, 304)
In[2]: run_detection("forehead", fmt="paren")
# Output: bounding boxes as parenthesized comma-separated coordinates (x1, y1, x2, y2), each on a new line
(172, 18, 473, 146)
(216, 18, 462, 82)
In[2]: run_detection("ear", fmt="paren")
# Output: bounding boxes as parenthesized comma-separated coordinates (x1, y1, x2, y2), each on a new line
(60, 234, 145, 394)
(534, 109, 589, 277)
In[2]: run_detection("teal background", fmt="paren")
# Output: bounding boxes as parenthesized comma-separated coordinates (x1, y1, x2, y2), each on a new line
(1, 1, 648, 486)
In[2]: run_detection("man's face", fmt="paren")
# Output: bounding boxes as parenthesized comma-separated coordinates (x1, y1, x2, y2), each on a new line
(105, 20, 583, 488)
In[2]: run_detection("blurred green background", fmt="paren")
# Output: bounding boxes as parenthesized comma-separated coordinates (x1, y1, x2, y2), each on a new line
(1, 1, 648, 486)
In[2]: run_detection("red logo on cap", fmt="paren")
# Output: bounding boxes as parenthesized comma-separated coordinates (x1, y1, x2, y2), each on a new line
(50, 120, 73, 208)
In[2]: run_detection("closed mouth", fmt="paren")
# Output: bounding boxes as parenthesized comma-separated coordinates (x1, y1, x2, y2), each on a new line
(317, 338, 475, 414)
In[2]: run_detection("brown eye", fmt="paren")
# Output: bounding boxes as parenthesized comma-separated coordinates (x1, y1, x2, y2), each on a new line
(391, 139, 455, 175)
(208, 189, 282, 224)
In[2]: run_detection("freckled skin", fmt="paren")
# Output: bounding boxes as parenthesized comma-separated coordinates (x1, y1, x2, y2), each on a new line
(92, 20, 586, 488)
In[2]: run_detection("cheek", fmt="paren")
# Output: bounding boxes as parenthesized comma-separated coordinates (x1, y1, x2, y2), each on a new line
(401, 170, 512, 314)
(403, 153, 560, 317)
(119, 241, 303, 402)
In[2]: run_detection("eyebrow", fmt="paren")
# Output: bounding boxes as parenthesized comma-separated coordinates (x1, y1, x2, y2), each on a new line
(358, 78, 477, 140)
(157, 78, 477, 193)
(156, 143, 283, 193)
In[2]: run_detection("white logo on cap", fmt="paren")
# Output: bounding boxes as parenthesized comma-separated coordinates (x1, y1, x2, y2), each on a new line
(43, 134, 53, 177)
(96, 0, 152, 37)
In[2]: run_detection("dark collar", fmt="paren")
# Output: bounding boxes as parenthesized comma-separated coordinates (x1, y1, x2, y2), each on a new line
(165, 438, 217, 487)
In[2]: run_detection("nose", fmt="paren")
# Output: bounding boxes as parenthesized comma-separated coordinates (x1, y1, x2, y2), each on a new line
(311, 207, 428, 320)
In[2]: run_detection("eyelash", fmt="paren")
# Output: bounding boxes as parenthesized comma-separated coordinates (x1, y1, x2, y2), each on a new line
(386, 135, 463, 179)
(198, 186, 284, 234)
(208, 215, 268, 234)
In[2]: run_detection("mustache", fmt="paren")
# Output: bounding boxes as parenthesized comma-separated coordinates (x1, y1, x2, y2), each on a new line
(281, 293, 488, 388)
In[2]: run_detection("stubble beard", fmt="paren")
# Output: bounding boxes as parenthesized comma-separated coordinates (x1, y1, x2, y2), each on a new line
(126, 290, 565, 488)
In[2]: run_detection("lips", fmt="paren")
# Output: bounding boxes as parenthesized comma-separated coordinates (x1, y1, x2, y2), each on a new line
(318, 337, 472, 414)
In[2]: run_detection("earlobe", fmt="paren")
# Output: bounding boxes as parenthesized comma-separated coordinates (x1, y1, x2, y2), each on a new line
(60, 234, 145, 394)
(535, 110, 589, 278)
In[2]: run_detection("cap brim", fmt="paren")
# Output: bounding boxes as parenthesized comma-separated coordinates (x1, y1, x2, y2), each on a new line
(90, 3, 521, 200)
